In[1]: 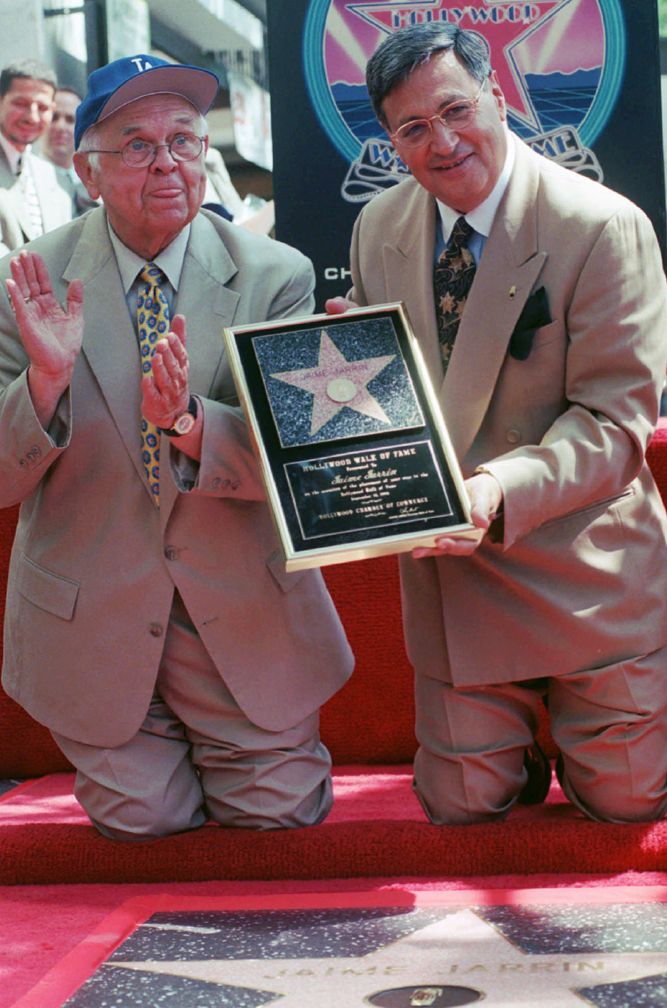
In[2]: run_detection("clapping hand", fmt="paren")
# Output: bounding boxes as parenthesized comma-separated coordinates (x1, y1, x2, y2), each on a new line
(141, 314, 190, 430)
(6, 250, 83, 384)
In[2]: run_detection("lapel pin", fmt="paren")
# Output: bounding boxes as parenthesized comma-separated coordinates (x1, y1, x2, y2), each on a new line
(509, 285, 516, 298)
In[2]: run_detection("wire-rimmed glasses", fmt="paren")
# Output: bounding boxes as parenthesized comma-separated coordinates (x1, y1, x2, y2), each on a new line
(389, 81, 487, 150)
(82, 132, 205, 168)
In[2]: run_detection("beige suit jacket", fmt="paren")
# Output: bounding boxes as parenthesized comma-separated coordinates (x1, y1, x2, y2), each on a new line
(348, 134, 667, 686)
(0, 148, 71, 247)
(0, 207, 353, 745)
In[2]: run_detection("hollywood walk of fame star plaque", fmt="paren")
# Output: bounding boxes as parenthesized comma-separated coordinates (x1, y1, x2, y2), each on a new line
(223, 303, 476, 571)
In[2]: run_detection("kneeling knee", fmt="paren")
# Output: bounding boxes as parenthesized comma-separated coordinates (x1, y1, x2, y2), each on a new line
(564, 778, 667, 824)
(413, 779, 508, 826)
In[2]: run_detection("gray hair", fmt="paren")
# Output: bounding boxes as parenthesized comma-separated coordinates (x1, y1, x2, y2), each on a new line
(77, 123, 101, 169)
(366, 24, 492, 125)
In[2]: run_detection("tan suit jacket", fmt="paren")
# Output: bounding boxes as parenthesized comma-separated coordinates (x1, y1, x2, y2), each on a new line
(0, 147, 71, 247)
(348, 134, 667, 686)
(0, 207, 353, 746)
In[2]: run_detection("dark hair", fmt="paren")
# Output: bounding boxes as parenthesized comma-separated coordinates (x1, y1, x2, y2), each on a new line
(0, 59, 57, 98)
(366, 24, 491, 124)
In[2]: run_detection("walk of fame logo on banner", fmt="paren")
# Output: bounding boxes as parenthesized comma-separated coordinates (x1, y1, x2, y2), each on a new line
(302, 0, 622, 203)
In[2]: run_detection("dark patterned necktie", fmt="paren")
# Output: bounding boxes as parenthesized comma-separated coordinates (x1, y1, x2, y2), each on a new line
(433, 216, 476, 371)
(136, 263, 170, 506)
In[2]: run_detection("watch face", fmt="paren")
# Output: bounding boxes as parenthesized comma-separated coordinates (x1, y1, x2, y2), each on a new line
(174, 411, 196, 435)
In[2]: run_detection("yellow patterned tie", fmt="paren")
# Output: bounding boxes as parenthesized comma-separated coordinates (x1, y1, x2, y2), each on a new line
(136, 263, 170, 506)
(433, 216, 476, 371)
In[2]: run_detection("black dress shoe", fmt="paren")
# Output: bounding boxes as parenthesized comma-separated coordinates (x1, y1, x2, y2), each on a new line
(517, 741, 552, 804)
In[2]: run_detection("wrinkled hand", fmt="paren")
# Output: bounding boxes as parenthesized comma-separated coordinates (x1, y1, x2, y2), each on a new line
(6, 250, 83, 382)
(412, 472, 503, 558)
(141, 314, 190, 429)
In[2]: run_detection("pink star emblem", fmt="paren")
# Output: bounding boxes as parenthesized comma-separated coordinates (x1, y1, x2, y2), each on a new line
(347, 0, 575, 128)
(270, 330, 396, 436)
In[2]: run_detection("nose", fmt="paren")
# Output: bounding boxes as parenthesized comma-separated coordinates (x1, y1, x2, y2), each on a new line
(26, 103, 41, 123)
(151, 143, 178, 171)
(429, 117, 458, 151)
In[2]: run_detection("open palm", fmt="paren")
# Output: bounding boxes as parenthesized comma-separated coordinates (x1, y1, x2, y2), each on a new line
(6, 250, 83, 378)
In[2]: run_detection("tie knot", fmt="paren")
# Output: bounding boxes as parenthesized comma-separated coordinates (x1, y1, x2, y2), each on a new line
(449, 216, 474, 251)
(139, 263, 166, 288)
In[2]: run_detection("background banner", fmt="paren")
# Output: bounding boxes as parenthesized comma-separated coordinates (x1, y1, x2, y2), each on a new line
(268, 1, 666, 309)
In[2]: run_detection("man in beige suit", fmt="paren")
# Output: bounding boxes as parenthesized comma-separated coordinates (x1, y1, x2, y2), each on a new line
(330, 23, 667, 825)
(0, 61, 71, 250)
(0, 54, 352, 840)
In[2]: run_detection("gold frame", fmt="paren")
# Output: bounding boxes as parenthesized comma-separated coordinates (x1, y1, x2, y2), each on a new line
(223, 302, 477, 571)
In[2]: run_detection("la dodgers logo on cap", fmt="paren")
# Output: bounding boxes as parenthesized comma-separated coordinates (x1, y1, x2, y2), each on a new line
(74, 53, 219, 148)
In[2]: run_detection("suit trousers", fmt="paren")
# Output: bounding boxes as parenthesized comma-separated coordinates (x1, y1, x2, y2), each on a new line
(52, 591, 333, 840)
(413, 644, 667, 825)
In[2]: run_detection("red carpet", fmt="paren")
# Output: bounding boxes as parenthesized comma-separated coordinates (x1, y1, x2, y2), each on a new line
(4, 770, 667, 885)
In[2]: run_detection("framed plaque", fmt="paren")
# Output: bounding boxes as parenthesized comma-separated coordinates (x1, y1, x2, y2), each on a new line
(223, 303, 478, 571)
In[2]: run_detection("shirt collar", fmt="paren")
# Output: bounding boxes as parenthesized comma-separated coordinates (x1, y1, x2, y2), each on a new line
(0, 133, 25, 176)
(436, 127, 515, 242)
(107, 217, 191, 295)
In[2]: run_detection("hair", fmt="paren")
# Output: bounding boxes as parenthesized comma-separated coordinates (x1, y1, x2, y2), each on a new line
(77, 123, 100, 168)
(366, 24, 492, 125)
(0, 59, 57, 98)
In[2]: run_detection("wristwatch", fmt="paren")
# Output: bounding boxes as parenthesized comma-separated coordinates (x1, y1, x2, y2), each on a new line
(159, 395, 198, 438)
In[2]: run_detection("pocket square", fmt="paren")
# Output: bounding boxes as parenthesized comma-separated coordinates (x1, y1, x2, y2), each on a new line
(508, 286, 551, 360)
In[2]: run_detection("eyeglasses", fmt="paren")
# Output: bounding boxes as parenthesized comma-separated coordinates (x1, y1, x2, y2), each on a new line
(389, 81, 486, 149)
(83, 132, 205, 168)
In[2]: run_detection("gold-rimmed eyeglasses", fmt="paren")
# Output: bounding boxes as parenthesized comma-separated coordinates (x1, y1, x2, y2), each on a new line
(389, 81, 486, 149)
(82, 132, 205, 168)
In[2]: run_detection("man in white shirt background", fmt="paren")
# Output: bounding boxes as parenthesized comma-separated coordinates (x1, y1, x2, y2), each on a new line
(38, 85, 96, 218)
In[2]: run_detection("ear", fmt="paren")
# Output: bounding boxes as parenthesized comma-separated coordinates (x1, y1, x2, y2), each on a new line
(72, 151, 101, 200)
(489, 70, 507, 122)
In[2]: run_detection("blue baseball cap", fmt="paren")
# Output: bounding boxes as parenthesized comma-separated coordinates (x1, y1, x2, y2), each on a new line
(75, 54, 219, 149)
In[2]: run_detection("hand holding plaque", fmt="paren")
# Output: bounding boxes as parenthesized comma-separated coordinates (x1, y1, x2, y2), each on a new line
(223, 303, 477, 571)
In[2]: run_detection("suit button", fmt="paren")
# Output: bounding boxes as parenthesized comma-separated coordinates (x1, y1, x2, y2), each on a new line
(165, 546, 178, 561)
(210, 477, 221, 490)
(506, 427, 521, 444)
(149, 623, 163, 637)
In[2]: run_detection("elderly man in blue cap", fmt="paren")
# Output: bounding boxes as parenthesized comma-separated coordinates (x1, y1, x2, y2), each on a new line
(0, 55, 353, 840)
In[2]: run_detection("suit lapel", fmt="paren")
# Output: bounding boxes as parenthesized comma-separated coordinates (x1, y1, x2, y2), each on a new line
(0, 146, 16, 189)
(160, 213, 242, 521)
(441, 137, 548, 460)
(4, 181, 31, 243)
(380, 181, 443, 389)
(66, 209, 149, 488)
(173, 213, 240, 401)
